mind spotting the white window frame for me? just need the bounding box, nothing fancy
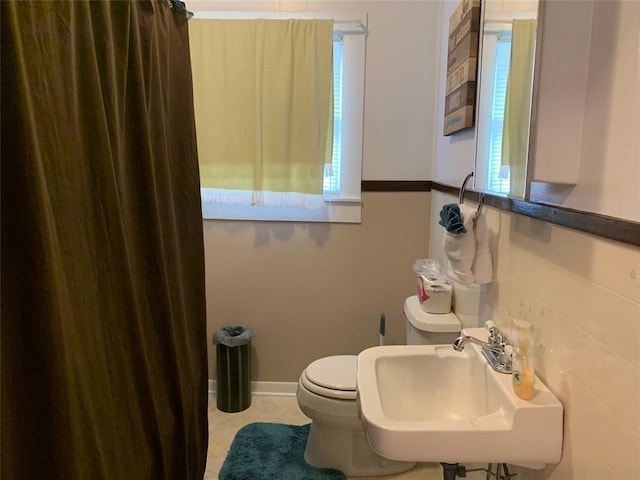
[193,11,367,223]
[475,24,512,196]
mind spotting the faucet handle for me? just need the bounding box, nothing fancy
[484,321,501,344]
[503,344,513,359]
[501,344,514,369]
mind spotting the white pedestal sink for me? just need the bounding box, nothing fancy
[356,327,563,469]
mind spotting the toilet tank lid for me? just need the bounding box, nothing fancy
[404,296,461,333]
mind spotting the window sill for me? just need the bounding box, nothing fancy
[201,198,362,223]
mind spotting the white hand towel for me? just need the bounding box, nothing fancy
[443,204,477,285]
[472,211,493,284]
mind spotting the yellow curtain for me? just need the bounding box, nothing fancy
[189,19,334,208]
[502,19,536,197]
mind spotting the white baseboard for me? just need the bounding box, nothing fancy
[208,379,298,396]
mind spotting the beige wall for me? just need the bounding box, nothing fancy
[203,191,430,382]
[430,190,640,480]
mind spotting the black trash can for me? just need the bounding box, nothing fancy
[213,326,255,412]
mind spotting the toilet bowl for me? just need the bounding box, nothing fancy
[296,355,415,476]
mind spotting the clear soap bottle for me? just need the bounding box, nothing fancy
[512,319,535,400]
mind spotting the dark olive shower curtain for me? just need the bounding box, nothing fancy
[1,2,208,479]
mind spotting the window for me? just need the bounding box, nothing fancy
[487,35,512,195]
[192,12,367,223]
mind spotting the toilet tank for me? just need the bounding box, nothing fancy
[404,296,461,345]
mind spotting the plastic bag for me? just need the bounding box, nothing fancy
[213,326,255,347]
[411,259,452,305]
[412,259,440,279]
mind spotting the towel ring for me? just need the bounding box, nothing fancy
[459,172,474,204]
[458,171,484,216]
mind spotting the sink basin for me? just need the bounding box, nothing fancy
[357,327,563,469]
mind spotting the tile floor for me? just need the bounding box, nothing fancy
[204,393,490,480]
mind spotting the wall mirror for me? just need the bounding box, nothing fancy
[473,0,541,200]
[472,0,639,225]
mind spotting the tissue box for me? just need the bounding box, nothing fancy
[417,276,453,314]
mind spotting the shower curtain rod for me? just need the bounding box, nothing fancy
[192,12,368,35]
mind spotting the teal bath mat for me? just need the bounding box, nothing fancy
[219,422,347,480]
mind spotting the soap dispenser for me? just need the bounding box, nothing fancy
[512,319,535,400]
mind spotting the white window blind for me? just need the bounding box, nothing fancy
[487,36,512,195]
[323,39,343,197]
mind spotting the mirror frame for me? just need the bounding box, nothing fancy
[472,0,545,200]
[523,0,545,201]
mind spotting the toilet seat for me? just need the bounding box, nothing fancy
[301,355,357,401]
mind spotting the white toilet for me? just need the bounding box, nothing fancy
[296,355,413,476]
[296,293,481,476]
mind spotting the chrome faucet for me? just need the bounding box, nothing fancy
[453,322,513,374]
[453,334,503,352]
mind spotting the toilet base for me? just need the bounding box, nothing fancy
[304,420,416,477]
